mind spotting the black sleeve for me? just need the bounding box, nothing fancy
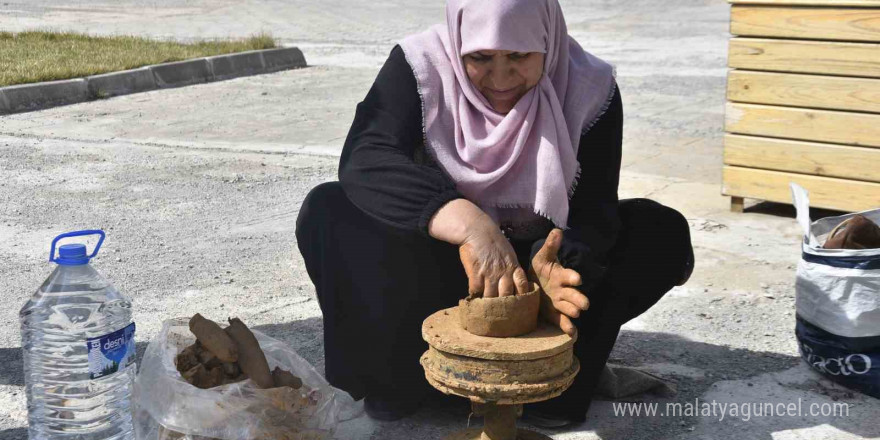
[338,45,463,236]
[566,84,623,259]
[531,84,623,286]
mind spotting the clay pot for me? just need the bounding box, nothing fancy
[458,283,541,337]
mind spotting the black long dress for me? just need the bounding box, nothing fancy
[295,45,694,421]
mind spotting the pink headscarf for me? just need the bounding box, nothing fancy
[399,0,616,229]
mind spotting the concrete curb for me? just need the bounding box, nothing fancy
[2,79,90,114]
[88,67,157,98]
[0,87,10,114]
[0,47,306,116]
[210,51,265,80]
[152,59,213,88]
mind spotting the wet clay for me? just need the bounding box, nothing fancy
[458,283,540,337]
[824,214,880,249]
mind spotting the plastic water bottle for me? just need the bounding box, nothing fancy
[19,230,136,439]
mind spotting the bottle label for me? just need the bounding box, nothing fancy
[87,323,136,380]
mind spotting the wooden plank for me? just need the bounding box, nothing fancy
[728,38,880,78]
[725,102,880,147]
[729,0,880,7]
[722,166,880,212]
[731,6,880,42]
[727,70,880,113]
[723,134,880,182]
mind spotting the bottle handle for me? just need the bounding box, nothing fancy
[49,230,106,263]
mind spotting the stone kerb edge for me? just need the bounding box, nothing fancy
[208,50,266,80]
[0,46,307,116]
[1,79,90,114]
[0,88,10,114]
[150,58,213,88]
[87,67,157,99]
[262,47,307,73]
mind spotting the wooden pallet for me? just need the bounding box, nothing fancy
[724,0,880,212]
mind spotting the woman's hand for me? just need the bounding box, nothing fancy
[459,222,530,298]
[428,198,528,298]
[530,228,589,335]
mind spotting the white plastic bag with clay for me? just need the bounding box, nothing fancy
[134,317,362,440]
[790,183,880,398]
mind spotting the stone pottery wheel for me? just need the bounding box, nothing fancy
[421,291,579,440]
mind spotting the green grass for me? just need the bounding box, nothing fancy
[0,31,277,87]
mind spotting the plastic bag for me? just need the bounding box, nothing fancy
[134,317,362,440]
[790,183,880,398]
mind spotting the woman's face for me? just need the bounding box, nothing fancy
[463,50,545,114]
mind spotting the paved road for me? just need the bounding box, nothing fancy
[1,0,728,183]
[2,1,878,439]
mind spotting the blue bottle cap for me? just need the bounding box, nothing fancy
[56,244,90,265]
[49,230,106,266]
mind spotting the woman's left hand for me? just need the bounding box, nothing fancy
[529,228,590,336]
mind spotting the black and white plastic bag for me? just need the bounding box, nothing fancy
[791,183,880,398]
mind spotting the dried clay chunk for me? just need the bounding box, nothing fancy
[201,366,225,389]
[197,348,222,369]
[175,343,201,372]
[824,214,880,250]
[272,367,303,389]
[182,364,204,382]
[221,373,248,386]
[189,314,239,363]
[182,364,208,387]
[225,317,274,389]
[221,362,240,377]
[182,363,225,389]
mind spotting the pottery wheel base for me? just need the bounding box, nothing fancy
[423,307,578,440]
[443,428,552,440]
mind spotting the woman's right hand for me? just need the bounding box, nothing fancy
[428,198,528,298]
[459,222,530,298]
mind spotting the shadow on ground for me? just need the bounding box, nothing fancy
[253,317,326,371]
[611,329,800,382]
[3,317,875,440]
[0,348,22,386]
[746,201,847,222]
[0,428,26,440]
[585,329,880,440]
[251,317,876,440]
